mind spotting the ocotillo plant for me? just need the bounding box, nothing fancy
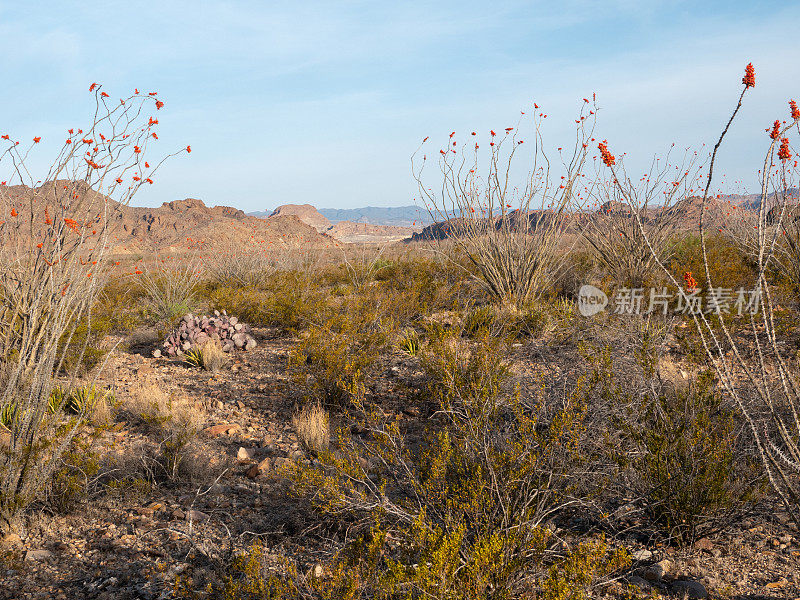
[599,63,800,524]
[0,84,189,534]
[412,100,597,309]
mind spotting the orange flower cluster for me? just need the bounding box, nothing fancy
[778,138,792,161]
[598,140,615,166]
[64,218,79,232]
[742,63,755,88]
[683,271,697,292]
[791,100,800,121]
[769,120,781,140]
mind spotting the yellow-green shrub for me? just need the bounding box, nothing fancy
[279,331,606,599]
[210,271,328,331]
[289,300,391,406]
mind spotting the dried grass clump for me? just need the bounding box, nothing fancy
[199,340,227,372]
[115,380,214,483]
[184,340,228,372]
[292,402,329,454]
[118,381,204,433]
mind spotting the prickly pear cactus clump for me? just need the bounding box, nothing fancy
[156,310,257,358]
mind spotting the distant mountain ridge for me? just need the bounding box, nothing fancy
[249,205,433,227]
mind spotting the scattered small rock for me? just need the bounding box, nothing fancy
[645,559,672,582]
[246,457,272,479]
[694,538,714,552]
[24,549,53,562]
[631,549,652,561]
[203,423,241,437]
[237,447,255,462]
[672,579,707,599]
[186,510,210,522]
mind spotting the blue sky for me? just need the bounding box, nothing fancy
[1,1,797,210]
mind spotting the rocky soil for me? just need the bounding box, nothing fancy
[2,328,799,599]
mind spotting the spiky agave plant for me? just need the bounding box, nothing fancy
[64,385,111,416]
[0,402,17,431]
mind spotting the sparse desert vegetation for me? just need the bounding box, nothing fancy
[1,62,800,600]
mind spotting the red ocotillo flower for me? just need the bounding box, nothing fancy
[742,63,755,88]
[598,141,615,167]
[683,271,697,292]
[155,100,164,110]
[64,218,78,232]
[778,138,792,161]
[790,100,800,121]
[186,145,191,153]
[33,137,41,143]
[10,208,18,217]
[769,120,781,140]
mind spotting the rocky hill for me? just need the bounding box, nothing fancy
[260,204,420,244]
[267,204,331,233]
[0,182,337,255]
[249,205,434,227]
[409,196,741,243]
[117,198,334,254]
[327,221,417,244]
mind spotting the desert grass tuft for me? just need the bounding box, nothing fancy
[292,402,330,454]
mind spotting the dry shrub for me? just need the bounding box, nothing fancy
[210,271,327,332]
[200,340,227,372]
[45,434,101,515]
[292,402,330,454]
[278,331,626,599]
[669,233,756,292]
[115,381,212,483]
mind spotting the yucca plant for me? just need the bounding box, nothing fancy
[64,385,111,416]
[0,403,17,431]
[182,347,204,369]
[48,387,67,415]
